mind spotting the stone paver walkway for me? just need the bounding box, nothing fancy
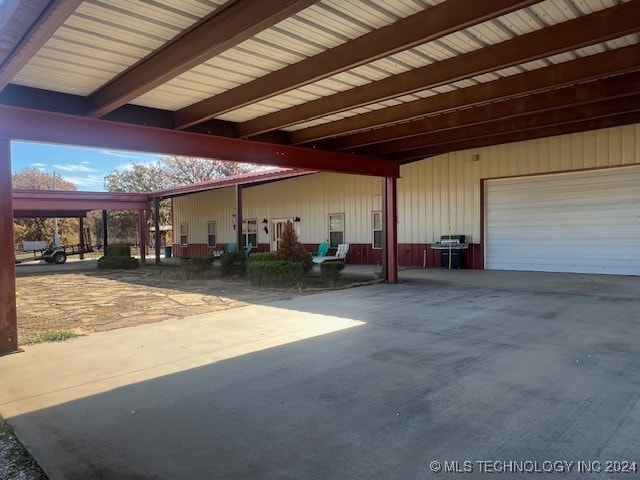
[15,266,307,344]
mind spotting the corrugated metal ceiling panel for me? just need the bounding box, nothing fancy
[282,34,638,132]
[134,0,436,109]
[12,0,229,96]
[218,1,631,125]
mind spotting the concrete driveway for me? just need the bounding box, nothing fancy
[1,271,639,479]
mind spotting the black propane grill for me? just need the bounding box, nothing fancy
[430,235,469,269]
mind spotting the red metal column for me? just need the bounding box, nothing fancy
[0,139,18,355]
[235,184,243,251]
[383,176,398,284]
[102,209,108,251]
[78,216,85,260]
[154,197,161,264]
[138,209,146,264]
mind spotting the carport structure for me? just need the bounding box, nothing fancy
[1,0,639,355]
[12,188,150,257]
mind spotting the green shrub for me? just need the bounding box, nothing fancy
[221,250,247,277]
[276,221,313,273]
[187,254,214,271]
[320,260,345,285]
[249,252,278,262]
[105,244,132,257]
[97,255,140,269]
[248,260,304,287]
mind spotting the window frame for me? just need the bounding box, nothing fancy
[242,218,258,247]
[372,211,382,249]
[179,222,188,247]
[328,213,344,248]
[207,221,216,248]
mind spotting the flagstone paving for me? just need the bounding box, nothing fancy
[15,265,308,344]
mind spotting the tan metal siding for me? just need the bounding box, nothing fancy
[398,123,640,244]
[174,123,639,249]
[173,173,382,246]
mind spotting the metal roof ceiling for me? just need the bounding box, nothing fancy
[1,0,639,174]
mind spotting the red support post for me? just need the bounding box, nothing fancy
[138,209,146,264]
[154,197,161,265]
[78,216,85,260]
[0,139,18,355]
[383,176,398,284]
[235,184,243,251]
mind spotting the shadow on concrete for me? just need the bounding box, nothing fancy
[6,282,640,480]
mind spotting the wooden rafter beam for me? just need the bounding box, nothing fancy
[290,43,640,145]
[175,0,539,130]
[0,106,398,177]
[236,1,640,137]
[385,95,640,161]
[0,0,82,91]
[346,71,640,154]
[395,111,640,162]
[86,0,318,118]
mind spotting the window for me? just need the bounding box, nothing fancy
[328,213,344,248]
[207,221,216,248]
[242,219,257,247]
[372,211,382,249]
[179,223,188,246]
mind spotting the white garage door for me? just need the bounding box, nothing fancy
[485,165,640,275]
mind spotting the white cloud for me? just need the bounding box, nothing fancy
[63,175,104,188]
[53,164,97,173]
[101,150,161,162]
[80,161,91,165]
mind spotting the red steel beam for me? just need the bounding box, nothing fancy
[0,106,399,177]
[14,210,88,218]
[395,111,640,162]
[177,0,539,130]
[236,1,640,137]
[0,0,82,91]
[87,0,317,118]
[0,138,18,355]
[290,43,640,145]
[388,103,640,161]
[12,189,150,212]
[354,72,640,154]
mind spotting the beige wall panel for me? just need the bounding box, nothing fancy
[174,173,382,246]
[398,123,640,244]
[174,124,639,249]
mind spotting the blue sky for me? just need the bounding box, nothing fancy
[11,141,163,191]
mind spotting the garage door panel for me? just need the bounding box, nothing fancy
[485,165,640,275]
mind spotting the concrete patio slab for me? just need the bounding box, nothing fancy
[1,272,639,479]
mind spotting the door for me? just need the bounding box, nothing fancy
[271,219,289,251]
[485,165,640,275]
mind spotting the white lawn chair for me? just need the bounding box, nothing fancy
[315,243,349,263]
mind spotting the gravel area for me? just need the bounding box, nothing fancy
[0,417,47,480]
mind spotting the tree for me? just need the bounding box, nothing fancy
[102,156,257,245]
[104,161,171,193]
[12,168,78,246]
[163,156,254,184]
[276,221,313,272]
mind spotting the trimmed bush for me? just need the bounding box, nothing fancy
[249,252,278,263]
[97,255,140,269]
[248,261,304,287]
[221,250,247,277]
[105,244,132,257]
[320,260,345,285]
[187,254,214,271]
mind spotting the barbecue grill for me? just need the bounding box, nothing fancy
[430,235,468,269]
